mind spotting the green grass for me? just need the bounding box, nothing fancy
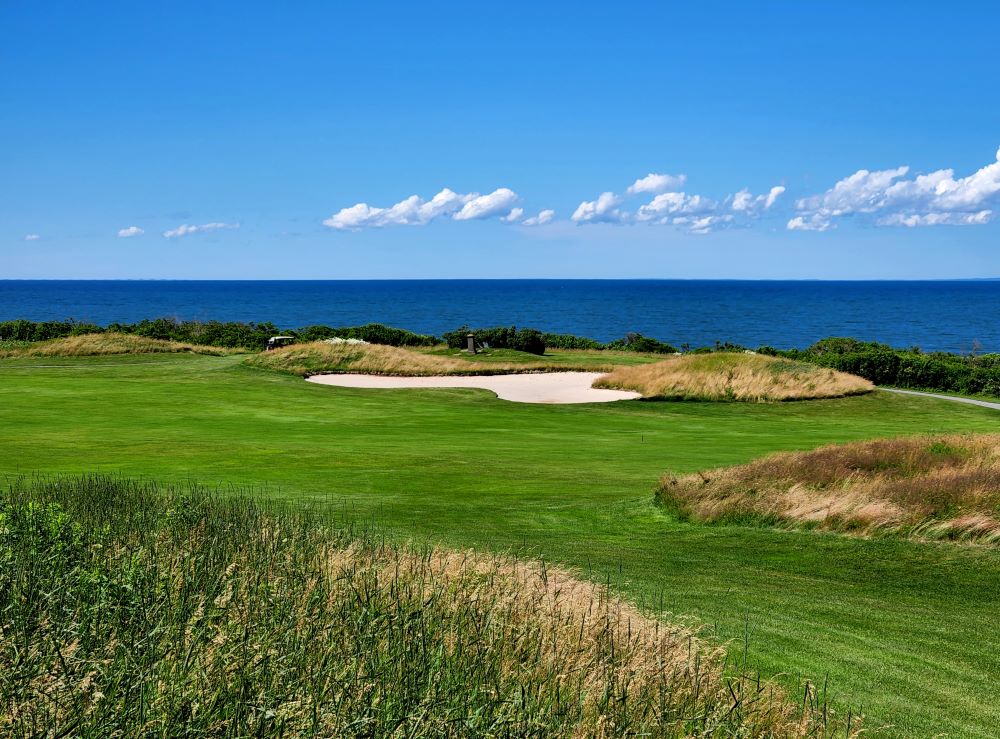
[7,477,831,737]
[2,353,1000,736]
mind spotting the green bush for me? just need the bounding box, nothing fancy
[541,332,603,350]
[296,323,438,347]
[443,326,547,355]
[605,333,678,354]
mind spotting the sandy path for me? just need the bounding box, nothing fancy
[883,388,1000,411]
[306,371,641,404]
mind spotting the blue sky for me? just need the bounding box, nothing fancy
[2,1,999,279]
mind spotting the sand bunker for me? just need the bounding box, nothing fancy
[306,371,640,404]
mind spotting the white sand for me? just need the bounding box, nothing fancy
[306,371,641,404]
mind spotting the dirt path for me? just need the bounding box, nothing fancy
[306,371,640,404]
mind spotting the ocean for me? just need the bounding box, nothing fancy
[1,279,997,353]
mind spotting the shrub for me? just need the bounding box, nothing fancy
[443,326,547,355]
[541,332,603,350]
[296,323,437,347]
[605,333,678,354]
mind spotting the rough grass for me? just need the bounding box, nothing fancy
[0,332,238,358]
[659,434,1000,542]
[594,353,874,402]
[246,340,618,376]
[0,476,856,738]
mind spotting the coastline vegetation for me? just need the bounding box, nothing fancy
[594,354,873,402]
[1,475,854,737]
[658,434,1000,542]
[4,319,1000,397]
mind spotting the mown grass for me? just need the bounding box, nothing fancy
[0,332,239,358]
[0,475,854,737]
[594,354,873,402]
[658,434,1000,542]
[2,353,1000,735]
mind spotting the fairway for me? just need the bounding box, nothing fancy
[3,353,1000,736]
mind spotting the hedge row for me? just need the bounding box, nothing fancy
[0,319,436,351]
[780,337,1000,397]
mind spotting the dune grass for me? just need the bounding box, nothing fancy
[1,475,853,738]
[3,353,1000,735]
[594,353,873,401]
[0,332,238,358]
[246,340,623,376]
[658,434,1000,542]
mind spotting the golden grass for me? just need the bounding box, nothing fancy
[322,544,856,737]
[594,352,873,401]
[658,434,1000,542]
[245,340,616,376]
[0,332,238,358]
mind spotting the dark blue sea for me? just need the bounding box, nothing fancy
[1,280,998,353]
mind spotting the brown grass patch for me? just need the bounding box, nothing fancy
[594,352,873,401]
[245,340,616,376]
[658,434,1000,542]
[0,332,238,357]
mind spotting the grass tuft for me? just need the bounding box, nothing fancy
[245,340,621,376]
[658,433,1000,542]
[0,332,240,357]
[594,353,873,402]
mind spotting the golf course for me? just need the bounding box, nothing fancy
[3,347,999,736]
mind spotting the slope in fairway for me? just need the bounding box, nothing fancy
[2,353,999,736]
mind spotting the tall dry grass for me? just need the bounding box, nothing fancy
[245,340,615,376]
[0,332,237,358]
[658,434,1000,542]
[594,353,873,402]
[0,476,859,737]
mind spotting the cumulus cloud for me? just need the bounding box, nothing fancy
[571,192,626,223]
[522,209,555,226]
[163,222,239,239]
[23,234,40,241]
[574,174,784,233]
[636,192,718,222]
[502,207,525,223]
[117,226,144,238]
[453,188,519,221]
[732,185,785,213]
[791,147,1000,229]
[626,172,686,195]
[324,187,521,230]
[786,214,833,232]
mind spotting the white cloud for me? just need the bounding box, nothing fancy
[786,214,833,232]
[732,185,785,213]
[876,210,993,227]
[163,222,239,239]
[626,172,686,195]
[792,147,1000,229]
[522,209,555,226]
[453,188,519,221]
[571,192,626,223]
[765,185,785,209]
[323,187,520,230]
[636,192,717,223]
[678,214,734,234]
[117,226,144,238]
[23,234,40,241]
[502,207,525,223]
